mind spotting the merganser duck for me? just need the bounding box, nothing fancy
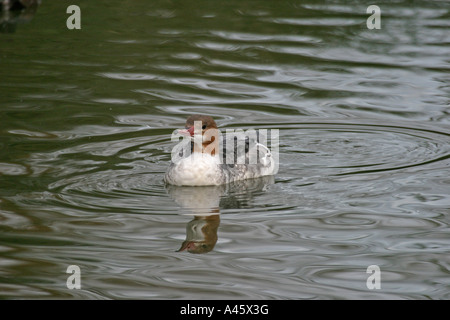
[164,115,277,186]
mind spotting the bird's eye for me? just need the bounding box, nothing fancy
[202,124,207,130]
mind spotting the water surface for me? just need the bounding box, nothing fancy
[0,0,449,299]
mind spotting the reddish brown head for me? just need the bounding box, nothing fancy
[178,115,219,155]
[184,115,218,136]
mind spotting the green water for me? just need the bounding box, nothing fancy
[0,0,449,299]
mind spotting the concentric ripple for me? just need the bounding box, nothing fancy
[280,121,450,177]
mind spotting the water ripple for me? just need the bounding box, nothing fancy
[1,0,449,300]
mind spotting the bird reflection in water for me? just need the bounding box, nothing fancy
[177,214,220,254]
[165,176,274,254]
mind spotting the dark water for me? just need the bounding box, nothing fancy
[0,0,449,299]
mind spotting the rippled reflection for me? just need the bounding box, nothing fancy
[176,215,220,254]
[166,176,274,254]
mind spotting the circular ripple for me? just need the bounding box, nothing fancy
[36,119,449,217]
[280,120,450,177]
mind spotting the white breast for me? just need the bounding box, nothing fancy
[164,153,224,186]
